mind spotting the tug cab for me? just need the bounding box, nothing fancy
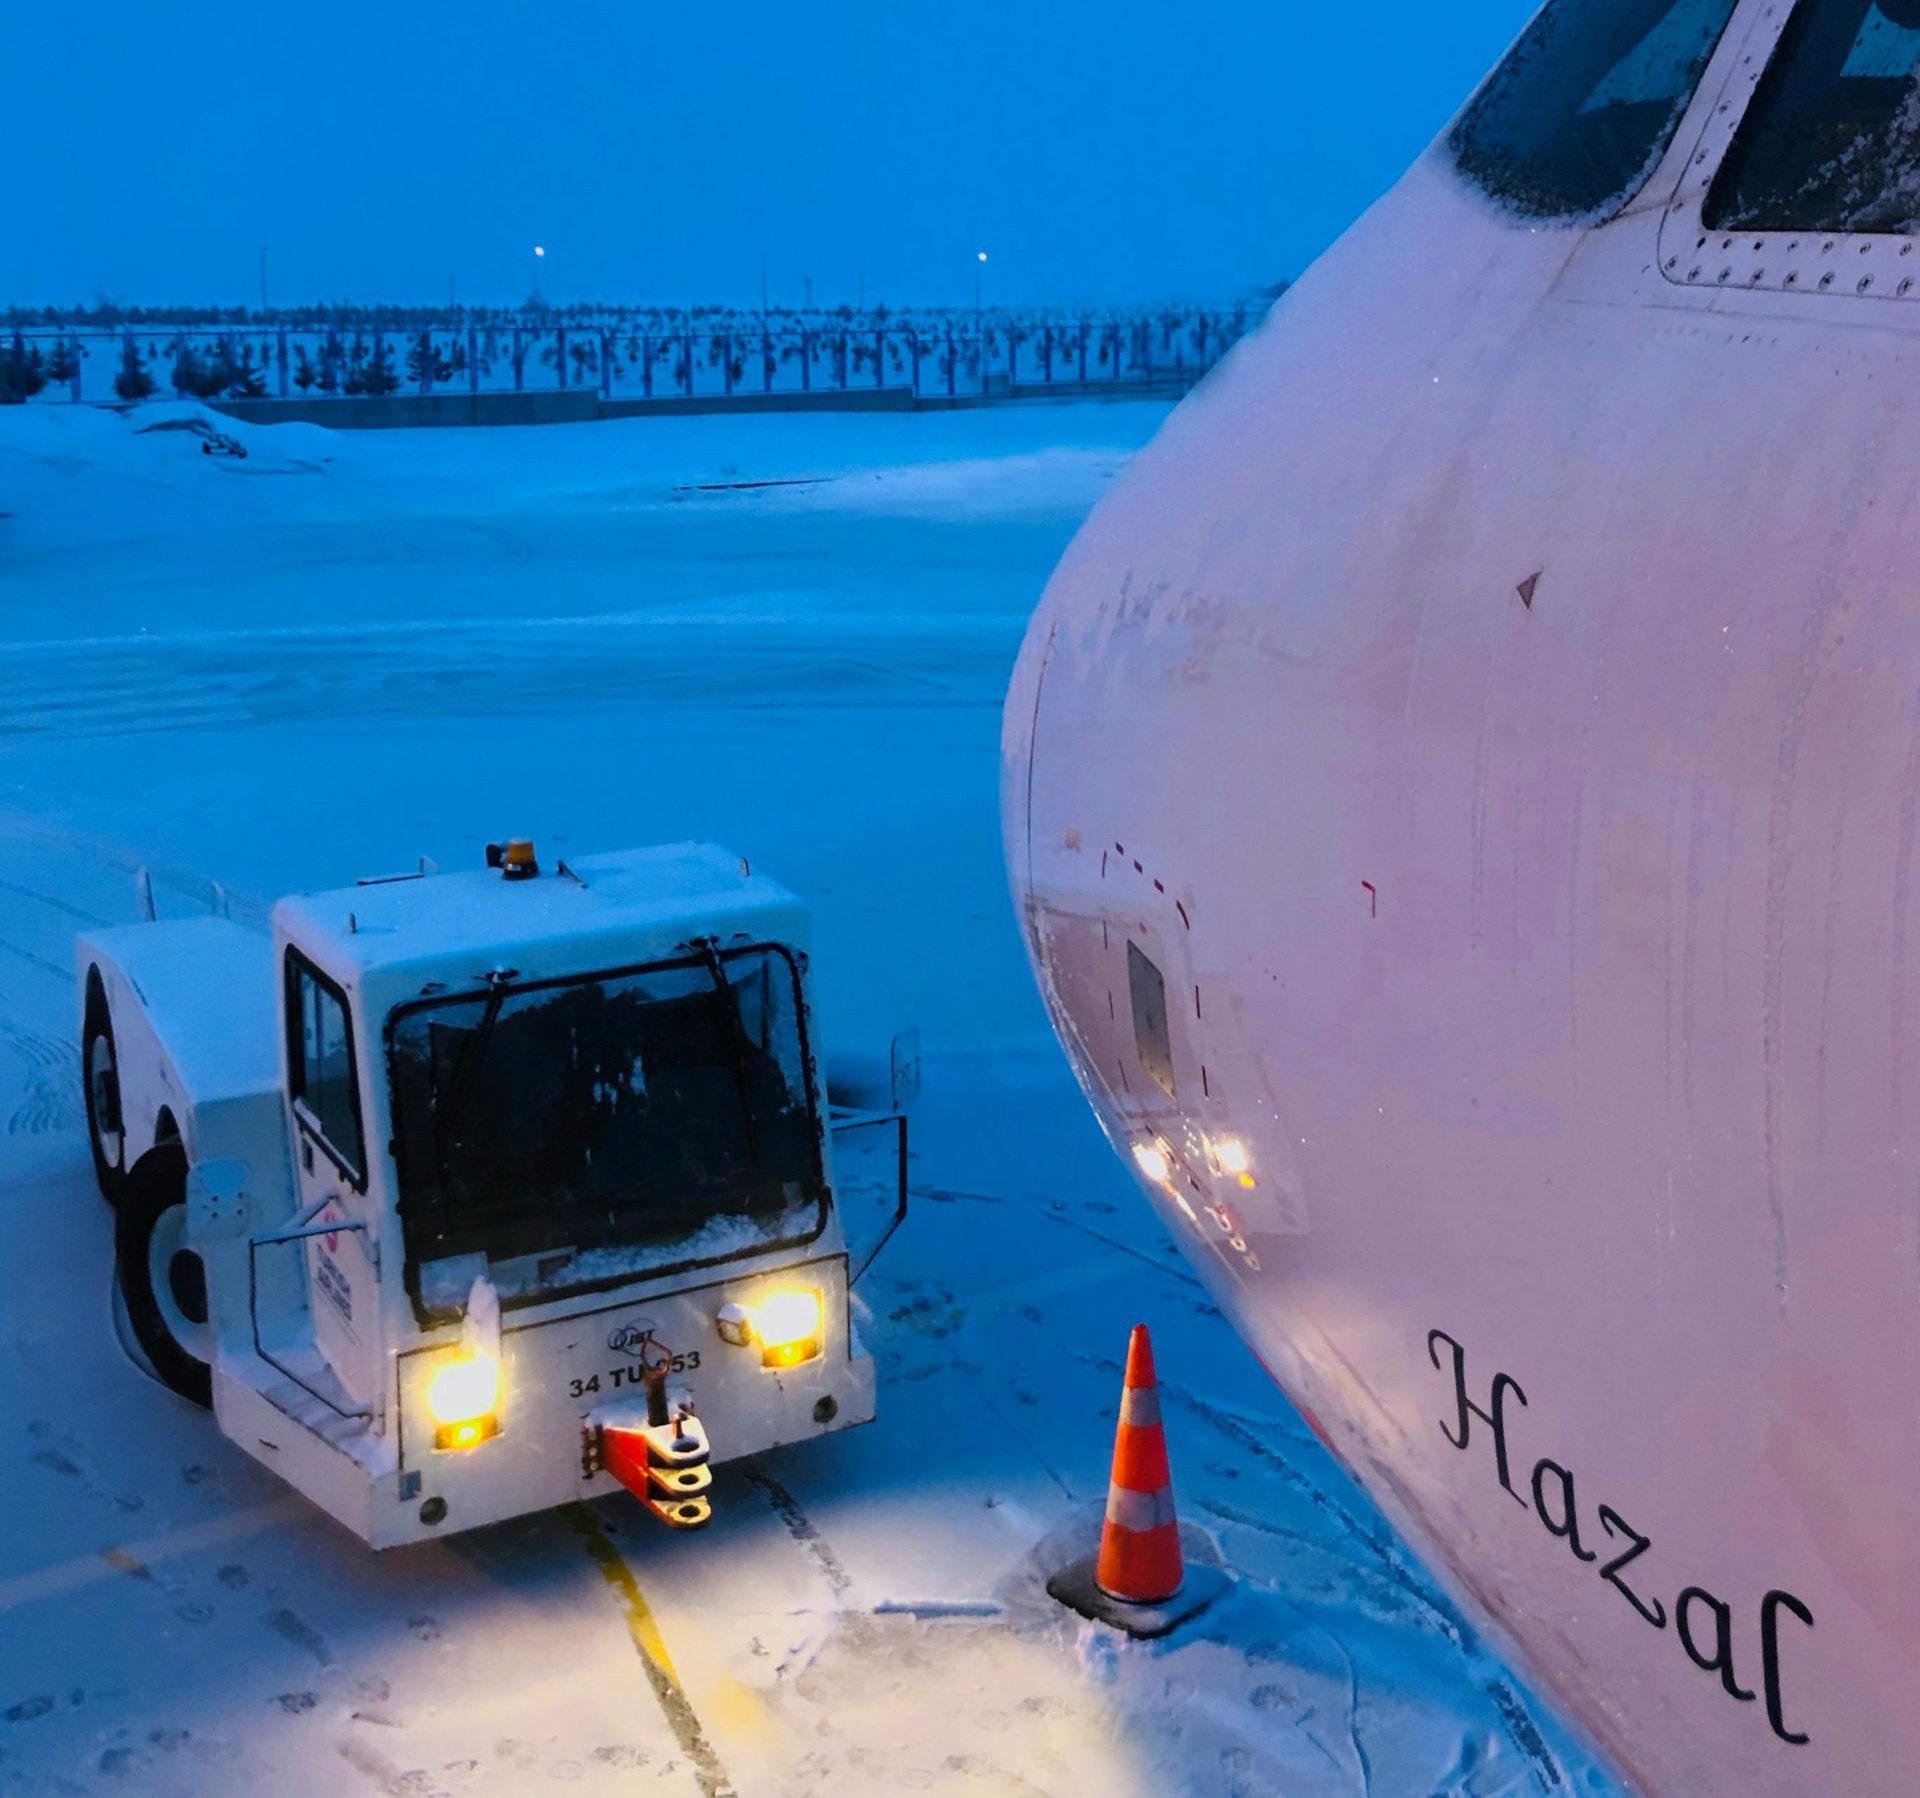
[77,842,906,1547]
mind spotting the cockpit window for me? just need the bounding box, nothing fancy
[1450,0,1740,218]
[1706,0,1920,232]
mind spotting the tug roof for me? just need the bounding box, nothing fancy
[274,842,806,989]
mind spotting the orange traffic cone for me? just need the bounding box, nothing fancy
[1046,1323,1230,1637]
[1096,1324,1183,1603]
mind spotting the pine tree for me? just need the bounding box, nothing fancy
[406,329,438,394]
[113,336,156,401]
[224,338,267,398]
[170,340,205,397]
[362,332,399,396]
[292,344,317,391]
[196,339,238,398]
[0,332,47,403]
[44,339,78,389]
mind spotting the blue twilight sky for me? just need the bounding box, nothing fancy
[3,1,1534,311]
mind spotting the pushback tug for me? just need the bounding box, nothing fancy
[78,840,907,1546]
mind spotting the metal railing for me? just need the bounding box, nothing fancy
[829,1106,909,1285]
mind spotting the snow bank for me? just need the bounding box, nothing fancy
[0,398,1172,561]
[0,399,339,553]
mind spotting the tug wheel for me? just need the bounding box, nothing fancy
[117,1144,213,1408]
[82,972,126,1207]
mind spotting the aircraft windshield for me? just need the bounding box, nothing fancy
[388,945,825,1312]
[1450,0,1739,218]
[1708,0,1920,232]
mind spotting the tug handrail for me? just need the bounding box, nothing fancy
[248,1203,376,1423]
[829,1107,909,1285]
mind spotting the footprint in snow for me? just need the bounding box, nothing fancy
[268,1607,334,1666]
[26,1422,144,1512]
[1018,1695,1074,1719]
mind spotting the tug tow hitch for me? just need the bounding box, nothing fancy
[587,1365,713,1530]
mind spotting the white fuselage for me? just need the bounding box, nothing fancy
[1003,7,1919,1790]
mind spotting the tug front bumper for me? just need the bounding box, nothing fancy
[376,1252,874,1547]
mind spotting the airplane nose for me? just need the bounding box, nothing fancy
[1000,603,1055,952]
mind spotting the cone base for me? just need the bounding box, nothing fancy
[1046,1555,1231,1640]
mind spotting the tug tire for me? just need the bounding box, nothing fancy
[116,1144,213,1408]
[82,973,126,1207]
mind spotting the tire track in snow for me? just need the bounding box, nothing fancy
[0,1022,79,1138]
[0,876,108,930]
[0,938,71,985]
[0,620,1006,744]
[739,1461,855,1598]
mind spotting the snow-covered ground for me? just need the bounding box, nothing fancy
[0,402,1622,1797]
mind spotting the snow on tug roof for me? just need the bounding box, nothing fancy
[273,842,805,987]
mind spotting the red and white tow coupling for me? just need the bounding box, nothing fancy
[585,1363,713,1530]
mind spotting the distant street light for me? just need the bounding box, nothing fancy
[532,244,547,305]
[975,252,989,391]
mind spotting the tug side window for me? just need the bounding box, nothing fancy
[1706,0,1920,233]
[1127,941,1177,1101]
[287,954,366,1182]
[1449,0,1740,218]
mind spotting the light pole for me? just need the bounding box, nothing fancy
[532,244,546,306]
[975,251,988,390]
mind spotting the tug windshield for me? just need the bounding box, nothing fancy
[388,945,825,1312]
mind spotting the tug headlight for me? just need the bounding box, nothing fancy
[427,1351,502,1450]
[750,1288,824,1369]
